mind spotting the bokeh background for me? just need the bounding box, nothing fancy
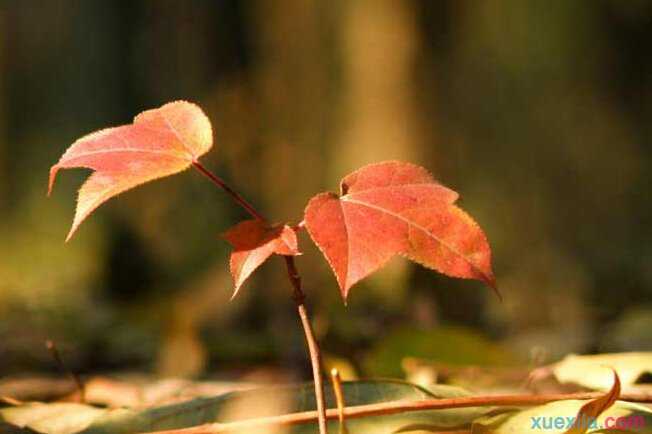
[1,0,651,382]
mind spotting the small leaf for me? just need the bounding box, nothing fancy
[304,161,495,300]
[49,101,213,241]
[222,219,300,298]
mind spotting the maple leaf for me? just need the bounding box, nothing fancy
[304,161,496,301]
[222,219,300,299]
[48,101,212,241]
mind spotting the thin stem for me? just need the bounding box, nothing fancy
[192,160,328,434]
[0,396,24,406]
[192,161,266,222]
[330,368,345,424]
[142,391,652,434]
[45,340,85,402]
[330,368,349,434]
[293,220,306,232]
[284,256,328,434]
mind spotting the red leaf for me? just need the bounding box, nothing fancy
[223,219,300,299]
[304,161,496,300]
[49,101,212,241]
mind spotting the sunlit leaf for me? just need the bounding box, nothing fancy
[222,219,300,298]
[304,161,495,300]
[554,353,652,391]
[49,101,212,241]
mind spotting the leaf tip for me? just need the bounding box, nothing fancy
[64,216,83,242]
[47,165,59,197]
[340,284,351,305]
[64,229,75,243]
[484,275,502,302]
[610,369,621,396]
[229,286,241,302]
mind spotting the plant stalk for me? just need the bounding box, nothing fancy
[284,255,328,434]
[192,161,266,222]
[192,160,328,434]
[45,340,85,402]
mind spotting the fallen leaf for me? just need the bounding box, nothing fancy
[222,219,300,298]
[0,403,105,434]
[0,377,78,403]
[304,161,496,300]
[472,399,652,434]
[49,101,212,241]
[553,353,652,391]
[471,375,648,434]
[562,371,620,434]
[0,381,488,434]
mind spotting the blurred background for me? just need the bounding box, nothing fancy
[0,0,651,383]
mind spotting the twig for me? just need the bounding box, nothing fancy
[331,368,348,434]
[330,369,345,424]
[45,340,85,403]
[140,391,652,434]
[284,256,329,434]
[0,396,23,406]
[192,161,266,222]
[192,160,328,434]
[293,220,306,232]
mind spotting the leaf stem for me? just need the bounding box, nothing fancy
[142,391,652,434]
[191,160,328,434]
[330,368,345,424]
[192,161,266,222]
[292,220,306,232]
[284,255,328,434]
[45,340,85,403]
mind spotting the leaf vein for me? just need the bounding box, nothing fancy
[342,197,486,280]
